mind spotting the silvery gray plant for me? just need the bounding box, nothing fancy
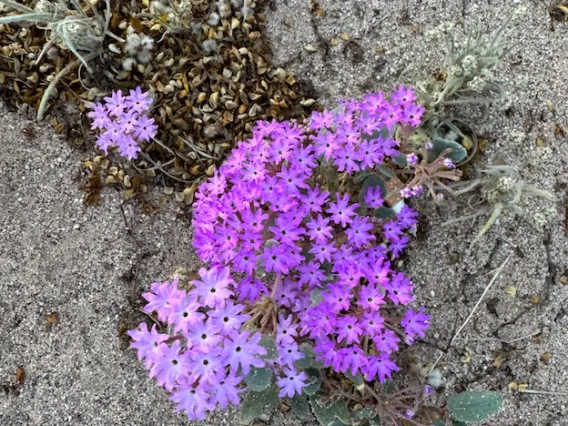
[0,0,124,119]
[418,6,527,125]
[404,6,528,168]
[0,0,116,72]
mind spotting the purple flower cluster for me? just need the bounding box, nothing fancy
[191,87,429,383]
[128,267,266,420]
[87,87,157,160]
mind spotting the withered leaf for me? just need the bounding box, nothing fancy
[540,352,552,365]
[504,286,517,297]
[460,347,472,364]
[15,367,25,385]
[494,353,507,369]
[47,312,59,324]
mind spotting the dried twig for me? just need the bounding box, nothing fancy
[430,255,511,372]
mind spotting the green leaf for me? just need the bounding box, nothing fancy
[432,420,445,426]
[428,138,467,163]
[310,399,350,426]
[352,408,380,425]
[392,153,408,167]
[375,164,395,179]
[453,421,468,426]
[241,385,280,424]
[374,207,396,219]
[354,170,373,184]
[345,371,364,386]
[310,288,324,306]
[295,343,324,369]
[447,391,503,423]
[303,368,323,396]
[244,366,273,392]
[382,380,396,394]
[359,174,387,207]
[259,335,277,361]
[291,395,310,419]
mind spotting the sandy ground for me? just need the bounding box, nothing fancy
[1,0,567,425]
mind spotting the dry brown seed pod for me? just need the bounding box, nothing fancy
[225,100,238,109]
[209,91,220,105]
[172,118,191,131]
[197,92,207,103]
[249,103,262,116]
[26,72,39,83]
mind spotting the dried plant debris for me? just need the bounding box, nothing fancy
[0,0,316,199]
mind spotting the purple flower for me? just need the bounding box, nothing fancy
[306,215,333,243]
[373,329,400,354]
[170,384,213,420]
[126,86,152,113]
[309,110,334,131]
[88,104,110,130]
[222,330,266,375]
[309,240,337,263]
[277,368,308,398]
[401,307,430,339]
[358,284,385,311]
[277,314,298,346]
[128,323,169,368]
[402,103,424,127]
[383,272,414,305]
[278,341,304,368]
[345,216,375,248]
[391,85,417,105]
[168,295,206,333]
[134,115,158,141]
[142,278,185,321]
[336,315,363,345]
[406,152,419,166]
[327,193,359,227]
[188,347,223,385]
[364,186,384,209]
[185,320,223,353]
[210,373,244,409]
[208,301,251,334]
[104,91,126,117]
[190,266,234,308]
[443,158,456,169]
[362,354,400,382]
[148,341,189,391]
